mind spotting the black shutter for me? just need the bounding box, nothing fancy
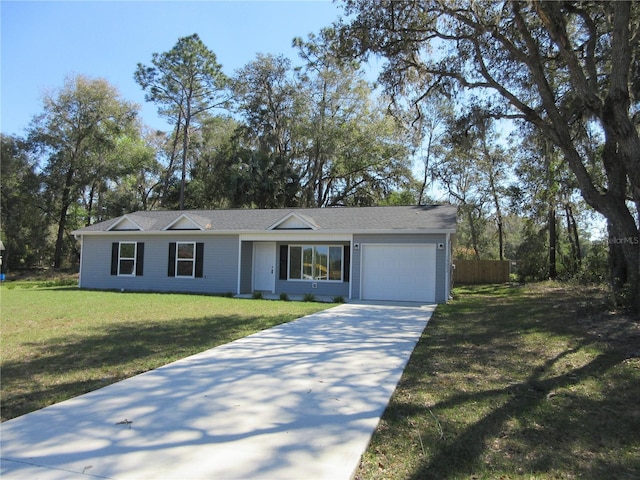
[168,243,176,277]
[279,245,288,280]
[136,242,145,276]
[111,243,119,275]
[343,245,350,282]
[195,243,204,278]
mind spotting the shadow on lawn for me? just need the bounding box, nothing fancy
[374,285,640,480]
[408,348,638,479]
[1,313,285,421]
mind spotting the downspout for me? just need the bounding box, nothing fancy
[348,235,353,300]
[76,234,83,288]
[236,237,242,296]
[446,232,452,300]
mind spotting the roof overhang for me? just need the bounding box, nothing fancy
[75,228,455,237]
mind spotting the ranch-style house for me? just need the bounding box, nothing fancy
[72,205,457,303]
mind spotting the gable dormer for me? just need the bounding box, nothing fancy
[164,213,204,231]
[108,215,143,231]
[268,212,318,230]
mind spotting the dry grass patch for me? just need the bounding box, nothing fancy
[356,282,640,480]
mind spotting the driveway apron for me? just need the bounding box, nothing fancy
[1,302,435,480]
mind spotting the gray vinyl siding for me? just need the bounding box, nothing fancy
[239,241,253,294]
[274,278,349,298]
[274,241,349,298]
[79,231,451,303]
[351,233,448,303]
[80,234,239,294]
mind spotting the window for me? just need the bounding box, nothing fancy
[118,242,136,275]
[288,245,342,281]
[329,246,342,280]
[289,246,302,279]
[168,242,204,278]
[176,242,196,277]
[111,242,144,276]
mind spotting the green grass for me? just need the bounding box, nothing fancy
[3,281,639,478]
[356,283,640,480]
[0,284,333,421]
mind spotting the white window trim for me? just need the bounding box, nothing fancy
[288,244,343,282]
[175,241,196,278]
[118,241,137,276]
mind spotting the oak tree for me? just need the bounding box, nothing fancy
[28,75,140,268]
[338,0,640,306]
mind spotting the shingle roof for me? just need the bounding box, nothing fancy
[73,205,457,234]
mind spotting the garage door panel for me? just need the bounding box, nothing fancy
[361,244,436,302]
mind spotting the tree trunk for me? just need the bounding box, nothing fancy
[179,112,191,210]
[497,218,504,261]
[86,180,98,227]
[489,175,504,261]
[54,167,75,269]
[548,205,557,279]
[467,207,481,260]
[162,113,182,207]
[608,221,627,289]
[419,130,433,205]
[564,202,581,273]
[607,217,640,310]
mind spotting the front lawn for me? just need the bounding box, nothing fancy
[1,283,333,421]
[356,283,640,480]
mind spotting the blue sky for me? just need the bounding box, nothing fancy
[1,0,346,136]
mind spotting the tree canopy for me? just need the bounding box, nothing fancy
[336,0,640,307]
[135,33,229,209]
[2,13,635,311]
[28,75,143,268]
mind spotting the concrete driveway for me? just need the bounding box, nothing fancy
[0,301,435,480]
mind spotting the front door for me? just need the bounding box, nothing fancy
[253,242,276,292]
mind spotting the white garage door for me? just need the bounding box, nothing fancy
[361,244,436,302]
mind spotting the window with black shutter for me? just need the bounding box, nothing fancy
[195,243,204,278]
[168,242,176,277]
[135,243,144,276]
[279,245,288,280]
[111,243,119,276]
[343,245,350,282]
[168,242,204,278]
[111,242,144,276]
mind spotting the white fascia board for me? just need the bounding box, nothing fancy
[350,229,456,235]
[246,228,455,237]
[240,232,351,242]
[77,228,454,237]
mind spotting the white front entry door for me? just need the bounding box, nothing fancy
[253,242,276,292]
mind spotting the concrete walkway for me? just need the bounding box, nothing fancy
[1,302,435,480]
